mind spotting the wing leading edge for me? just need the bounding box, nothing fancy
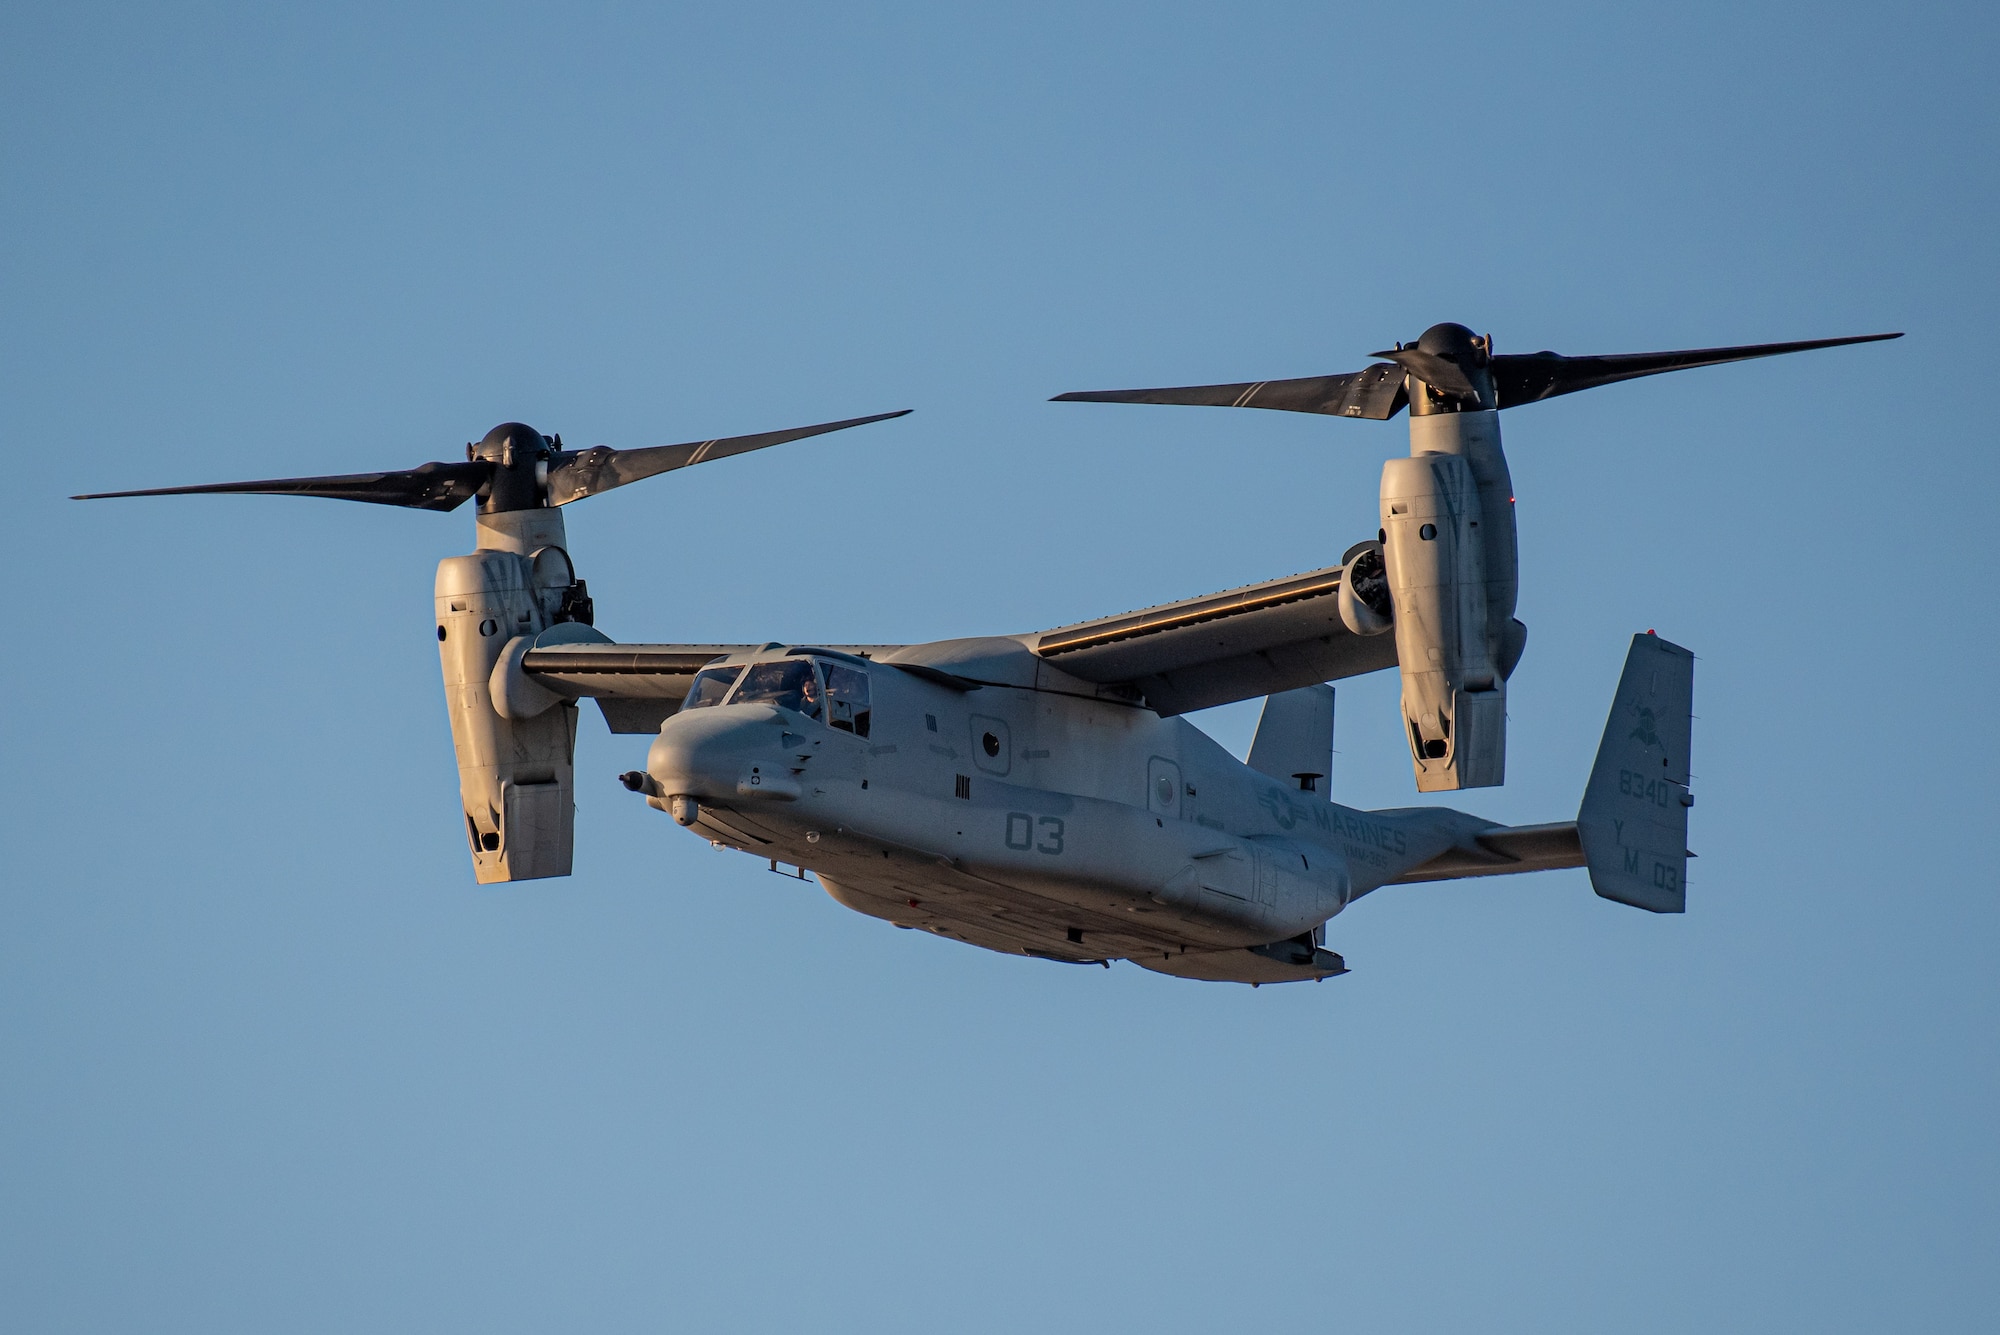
[1029,564,1399,715]
[523,564,1398,729]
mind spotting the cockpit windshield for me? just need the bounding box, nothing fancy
[732,659,824,720]
[679,665,743,711]
[680,655,870,734]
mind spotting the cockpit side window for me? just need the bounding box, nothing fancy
[680,665,744,711]
[822,663,871,738]
[732,659,823,720]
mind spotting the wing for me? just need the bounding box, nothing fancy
[521,642,905,732]
[1030,564,1399,715]
[520,643,745,732]
[523,561,1400,730]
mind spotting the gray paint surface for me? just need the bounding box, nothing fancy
[613,632,1684,984]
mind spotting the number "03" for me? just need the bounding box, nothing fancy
[1004,813,1065,855]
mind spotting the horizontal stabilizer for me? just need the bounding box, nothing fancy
[1387,821,1585,885]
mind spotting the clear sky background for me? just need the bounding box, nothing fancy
[3,2,1995,1331]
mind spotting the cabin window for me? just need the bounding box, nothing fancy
[733,659,824,721]
[680,665,744,712]
[823,663,871,738]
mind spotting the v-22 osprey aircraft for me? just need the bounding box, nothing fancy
[77,323,1898,984]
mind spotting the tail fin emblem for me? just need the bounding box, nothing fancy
[1627,702,1663,752]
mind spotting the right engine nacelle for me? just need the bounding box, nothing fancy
[1379,412,1526,792]
[436,509,592,883]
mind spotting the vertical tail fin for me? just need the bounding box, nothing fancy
[1577,632,1695,913]
[1247,685,1336,793]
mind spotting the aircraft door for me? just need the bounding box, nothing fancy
[1147,756,1183,819]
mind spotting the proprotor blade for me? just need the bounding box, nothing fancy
[1052,365,1407,420]
[1492,332,1903,407]
[1368,346,1482,402]
[544,408,912,506]
[72,459,493,511]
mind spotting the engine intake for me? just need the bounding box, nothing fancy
[1337,542,1393,636]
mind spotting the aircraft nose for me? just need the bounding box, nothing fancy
[647,705,803,802]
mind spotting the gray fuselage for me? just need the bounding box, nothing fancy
[643,637,1483,980]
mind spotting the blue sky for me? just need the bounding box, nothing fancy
[3,2,1995,1331]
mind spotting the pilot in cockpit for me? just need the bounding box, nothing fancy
[731,658,824,721]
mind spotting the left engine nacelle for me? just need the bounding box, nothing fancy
[1379,409,1527,792]
[435,511,586,882]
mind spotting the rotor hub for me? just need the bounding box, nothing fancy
[470,422,557,512]
[1405,323,1496,414]
[1414,322,1489,366]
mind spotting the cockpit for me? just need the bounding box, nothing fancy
[679,652,872,738]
